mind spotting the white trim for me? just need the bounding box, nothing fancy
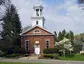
[20,25,53,35]
[34,44,40,55]
[25,40,29,51]
[21,34,54,36]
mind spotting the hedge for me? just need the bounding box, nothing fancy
[5,54,22,58]
[44,54,60,59]
[43,48,58,54]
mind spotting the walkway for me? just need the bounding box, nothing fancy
[0,58,84,64]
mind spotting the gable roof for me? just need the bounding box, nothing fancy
[20,25,54,35]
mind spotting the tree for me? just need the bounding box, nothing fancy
[0,0,11,22]
[69,31,74,46]
[55,38,73,56]
[10,5,22,46]
[74,33,84,53]
[0,0,10,5]
[1,4,22,53]
[57,30,74,55]
[65,33,70,39]
[54,31,58,42]
[58,31,63,41]
[0,0,5,5]
[62,29,66,38]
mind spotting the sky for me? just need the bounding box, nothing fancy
[10,0,84,34]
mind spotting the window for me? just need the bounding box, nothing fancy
[34,30,40,33]
[36,21,38,25]
[36,9,39,11]
[46,40,50,48]
[36,9,39,16]
[40,9,42,16]
[25,40,29,51]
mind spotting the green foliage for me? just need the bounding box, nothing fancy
[65,33,70,39]
[0,51,7,57]
[5,54,21,58]
[43,48,58,54]
[80,53,84,55]
[44,54,60,59]
[0,47,26,57]
[58,30,74,44]
[60,54,84,61]
[58,31,63,41]
[54,31,58,42]
[1,4,22,53]
[11,47,26,54]
[73,44,82,53]
[62,29,66,37]
[56,29,74,56]
[69,31,74,45]
[74,33,84,53]
[0,62,41,64]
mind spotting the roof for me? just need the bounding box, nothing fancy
[20,25,54,35]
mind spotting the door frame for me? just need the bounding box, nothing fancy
[34,44,40,55]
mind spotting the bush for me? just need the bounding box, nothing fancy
[80,51,84,55]
[5,54,21,58]
[44,54,60,59]
[0,51,7,57]
[9,46,26,54]
[43,48,58,54]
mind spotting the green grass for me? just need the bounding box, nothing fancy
[0,62,43,64]
[60,54,84,61]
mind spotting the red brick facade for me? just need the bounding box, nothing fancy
[21,26,55,54]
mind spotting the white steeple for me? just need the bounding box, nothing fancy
[31,1,45,27]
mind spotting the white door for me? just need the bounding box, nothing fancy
[35,45,40,55]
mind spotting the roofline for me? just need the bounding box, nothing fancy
[21,34,54,37]
[20,25,54,35]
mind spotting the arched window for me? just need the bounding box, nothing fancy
[35,30,40,32]
[36,21,38,25]
[46,40,50,48]
[25,40,29,51]
[36,9,39,16]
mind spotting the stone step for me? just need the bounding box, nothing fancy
[28,56,38,60]
[19,56,38,60]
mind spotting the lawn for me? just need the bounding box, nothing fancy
[60,54,84,61]
[0,62,43,64]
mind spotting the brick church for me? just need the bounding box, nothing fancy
[20,4,55,55]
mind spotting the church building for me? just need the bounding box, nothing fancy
[20,4,55,55]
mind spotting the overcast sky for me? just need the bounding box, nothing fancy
[11,0,84,34]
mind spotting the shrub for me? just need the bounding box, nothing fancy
[0,51,7,57]
[43,48,58,54]
[80,51,84,55]
[10,47,26,54]
[5,54,21,58]
[44,54,60,59]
